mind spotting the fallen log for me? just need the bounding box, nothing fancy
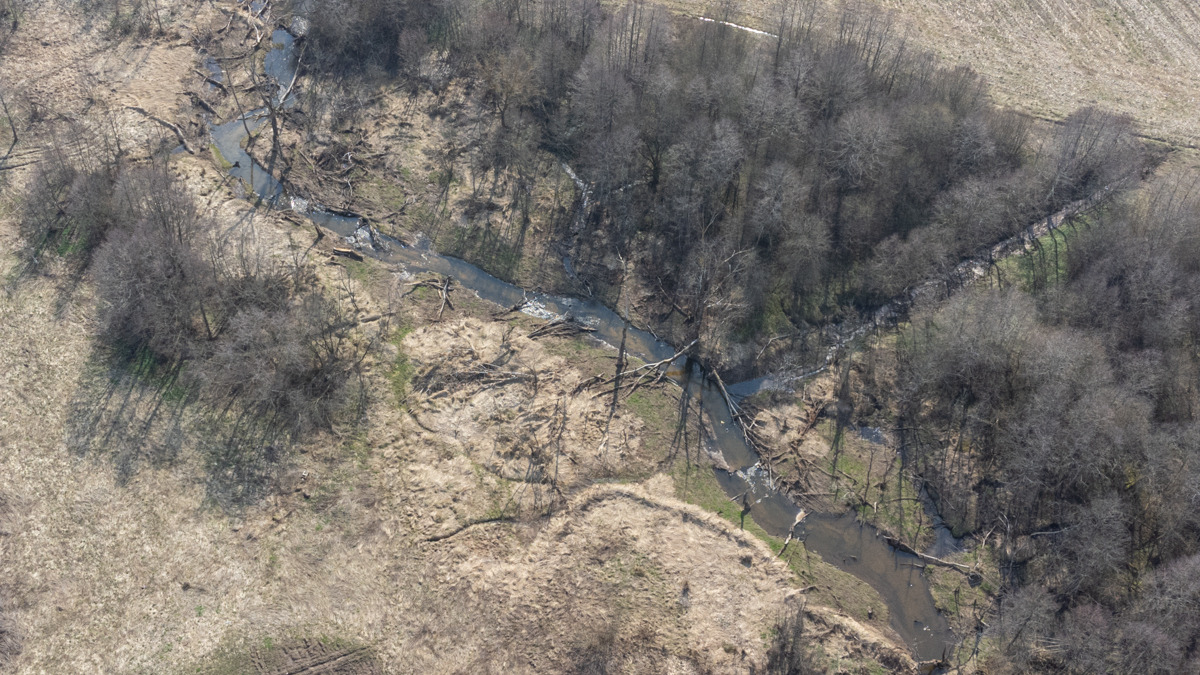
[126,106,195,154]
[191,94,218,116]
[712,370,740,417]
[884,536,977,575]
[331,247,364,262]
[492,296,530,319]
[193,68,228,92]
[526,317,596,340]
[595,339,697,387]
[777,509,809,557]
[917,658,949,675]
[436,276,452,320]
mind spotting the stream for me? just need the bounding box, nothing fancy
[203,27,956,662]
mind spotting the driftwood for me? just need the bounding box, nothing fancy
[331,247,364,262]
[126,106,195,154]
[404,276,454,319]
[712,370,740,417]
[193,68,228,92]
[585,338,697,400]
[917,658,949,675]
[596,339,697,387]
[526,317,595,340]
[797,396,824,439]
[436,276,452,320]
[885,536,977,577]
[277,40,305,104]
[492,295,531,319]
[777,509,809,557]
[191,94,218,115]
[571,374,604,395]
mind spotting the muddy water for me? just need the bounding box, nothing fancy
[204,31,956,662]
[717,464,952,659]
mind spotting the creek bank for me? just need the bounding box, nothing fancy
[203,26,958,663]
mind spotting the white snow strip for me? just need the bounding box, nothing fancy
[695,16,777,39]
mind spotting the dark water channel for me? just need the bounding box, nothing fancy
[204,30,956,663]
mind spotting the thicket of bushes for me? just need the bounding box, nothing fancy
[897,179,1200,672]
[21,128,371,443]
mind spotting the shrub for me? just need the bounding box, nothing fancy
[199,289,369,434]
[92,165,216,361]
[19,125,123,267]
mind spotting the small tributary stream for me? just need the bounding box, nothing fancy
[205,27,956,662]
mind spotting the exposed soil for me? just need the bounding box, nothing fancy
[247,640,381,675]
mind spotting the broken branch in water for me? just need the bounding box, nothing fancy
[595,339,698,387]
[778,509,809,557]
[584,338,697,400]
[526,317,595,340]
[193,68,228,92]
[491,293,530,319]
[884,535,979,576]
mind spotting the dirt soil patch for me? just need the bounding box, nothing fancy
[245,639,381,675]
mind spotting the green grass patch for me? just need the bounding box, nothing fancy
[671,462,891,627]
[542,335,626,381]
[996,220,1085,292]
[626,390,675,439]
[393,353,417,403]
[114,344,191,403]
[471,460,518,519]
[817,421,935,548]
[342,431,372,469]
[438,222,525,281]
[209,143,233,171]
[341,258,386,286]
[428,167,455,187]
[54,238,86,257]
[361,173,408,212]
[731,287,796,343]
[388,322,415,408]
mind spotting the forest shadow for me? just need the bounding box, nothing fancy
[66,344,192,483]
[65,344,290,511]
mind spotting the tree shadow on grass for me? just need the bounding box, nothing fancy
[65,344,193,483]
[194,408,293,512]
[64,343,292,511]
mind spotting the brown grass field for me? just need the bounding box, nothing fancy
[675,0,1200,149]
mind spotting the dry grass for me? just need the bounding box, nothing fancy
[0,3,930,673]
[879,0,1200,147]
[0,246,898,671]
[668,0,1200,148]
